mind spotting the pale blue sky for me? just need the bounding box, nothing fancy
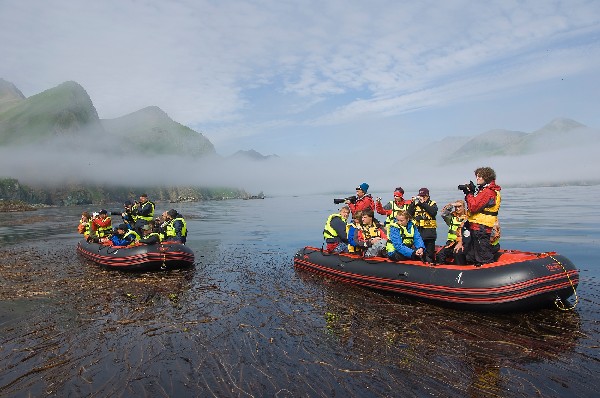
[2,0,600,157]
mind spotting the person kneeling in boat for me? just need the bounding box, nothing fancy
[162,209,188,244]
[356,209,387,258]
[110,224,140,246]
[137,222,162,245]
[386,211,425,261]
[323,205,350,253]
[436,200,468,264]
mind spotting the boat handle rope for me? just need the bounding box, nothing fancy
[548,254,579,311]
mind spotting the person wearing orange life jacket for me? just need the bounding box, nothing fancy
[460,166,501,266]
[407,188,438,263]
[355,209,387,258]
[323,206,350,253]
[375,186,411,226]
[78,211,92,238]
[347,182,375,216]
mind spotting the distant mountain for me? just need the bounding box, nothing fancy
[229,149,279,161]
[448,129,527,162]
[0,78,25,112]
[101,106,215,157]
[0,81,104,146]
[0,79,216,158]
[423,118,599,165]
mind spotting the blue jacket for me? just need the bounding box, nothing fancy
[388,221,425,258]
[110,231,137,246]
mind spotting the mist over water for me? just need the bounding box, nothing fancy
[1,139,600,197]
[1,185,599,396]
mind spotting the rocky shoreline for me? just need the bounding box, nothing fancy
[0,200,37,212]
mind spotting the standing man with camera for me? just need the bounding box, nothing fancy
[407,188,438,263]
[346,182,375,216]
[459,167,501,266]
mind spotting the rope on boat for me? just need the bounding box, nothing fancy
[549,254,579,311]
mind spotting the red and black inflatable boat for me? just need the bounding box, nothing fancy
[77,239,195,271]
[294,246,579,312]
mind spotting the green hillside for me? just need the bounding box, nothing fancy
[0,78,25,113]
[0,81,104,145]
[102,106,215,156]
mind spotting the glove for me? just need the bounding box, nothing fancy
[468,180,476,193]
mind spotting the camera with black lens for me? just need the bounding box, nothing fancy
[333,195,357,205]
[458,180,475,194]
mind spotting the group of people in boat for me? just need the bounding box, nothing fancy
[324,167,501,266]
[77,193,188,246]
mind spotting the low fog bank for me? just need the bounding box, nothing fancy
[1,143,598,196]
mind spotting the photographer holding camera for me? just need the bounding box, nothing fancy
[345,182,375,216]
[407,188,438,263]
[459,166,501,266]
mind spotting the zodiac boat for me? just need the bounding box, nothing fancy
[77,239,195,271]
[293,246,579,311]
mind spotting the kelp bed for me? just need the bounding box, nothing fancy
[0,242,596,397]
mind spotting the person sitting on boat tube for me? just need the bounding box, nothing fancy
[347,183,375,216]
[460,166,501,266]
[386,210,425,261]
[356,209,387,258]
[78,211,92,239]
[162,209,188,244]
[137,221,162,245]
[323,205,350,253]
[110,224,140,246]
[346,210,363,253]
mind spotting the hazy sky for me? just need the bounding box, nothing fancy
[2,0,600,158]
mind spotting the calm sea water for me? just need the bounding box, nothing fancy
[1,185,599,397]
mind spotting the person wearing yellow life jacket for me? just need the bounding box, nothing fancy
[162,209,188,244]
[407,187,438,263]
[110,224,140,246]
[91,209,113,239]
[437,200,469,264]
[137,222,162,245]
[132,193,155,233]
[460,166,502,265]
[323,206,350,253]
[386,211,425,261]
[375,186,411,226]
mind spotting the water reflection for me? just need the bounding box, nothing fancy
[1,186,599,396]
[295,269,583,396]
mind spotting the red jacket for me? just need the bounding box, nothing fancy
[91,216,112,231]
[375,198,411,216]
[466,181,501,230]
[349,194,375,214]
